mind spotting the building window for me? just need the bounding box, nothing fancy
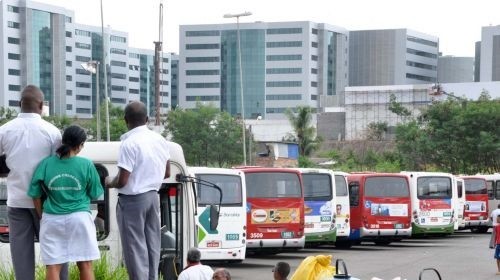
[110,48,127,55]
[186,69,220,76]
[406,60,437,70]
[185,44,220,50]
[266,68,302,74]
[76,82,91,88]
[66,75,72,81]
[8,53,20,60]
[66,31,72,38]
[160,91,169,96]
[8,21,20,29]
[66,90,73,96]
[8,69,21,76]
[407,36,438,47]
[8,37,20,44]
[162,58,169,63]
[185,96,220,101]
[75,42,91,49]
[266,94,302,100]
[266,108,288,114]
[311,68,318,74]
[76,68,90,75]
[161,69,169,74]
[266,54,302,61]
[406,48,437,59]
[66,46,72,52]
[66,104,73,110]
[266,81,302,87]
[111,98,126,104]
[128,77,139,82]
[266,28,302,35]
[129,53,140,59]
[76,95,91,101]
[110,60,126,67]
[112,73,127,79]
[75,29,91,37]
[186,83,220,88]
[186,57,219,63]
[311,95,317,100]
[406,73,436,82]
[129,65,139,71]
[65,16,72,23]
[8,85,21,91]
[75,55,91,62]
[311,42,318,48]
[7,5,19,13]
[185,30,220,37]
[312,28,318,35]
[266,41,302,48]
[160,80,169,85]
[311,55,318,61]
[311,81,318,87]
[110,35,127,43]
[76,108,91,114]
[111,85,126,91]
[129,89,139,94]
[8,100,19,106]
[66,61,73,67]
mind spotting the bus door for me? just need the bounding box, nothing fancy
[454,177,466,230]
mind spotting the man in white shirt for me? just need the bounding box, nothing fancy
[106,101,170,280]
[0,85,66,280]
[178,247,214,280]
[491,204,500,226]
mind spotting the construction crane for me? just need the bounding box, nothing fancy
[153,1,163,126]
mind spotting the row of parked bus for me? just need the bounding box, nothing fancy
[192,167,500,262]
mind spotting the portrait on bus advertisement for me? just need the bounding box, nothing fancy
[369,203,408,217]
[419,199,452,210]
[464,201,486,212]
[250,208,301,224]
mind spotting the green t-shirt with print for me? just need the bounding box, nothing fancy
[28,155,104,215]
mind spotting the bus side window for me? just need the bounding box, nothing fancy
[0,177,8,243]
[487,181,494,199]
[496,181,500,200]
[349,182,359,207]
[93,163,110,241]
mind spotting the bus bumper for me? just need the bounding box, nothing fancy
[465,220,489,227]
[246,236,305,250]
[305,229,337,244]
[411,222,454,235]
[360,227,412,238]
[200,247,246,261]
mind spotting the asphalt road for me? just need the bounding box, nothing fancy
[205,230,496,280]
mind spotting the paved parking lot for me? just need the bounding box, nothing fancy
[206,231,495,279]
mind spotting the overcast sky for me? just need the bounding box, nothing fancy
[40,0,499,57]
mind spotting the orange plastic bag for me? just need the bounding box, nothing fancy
[290,255,336,280]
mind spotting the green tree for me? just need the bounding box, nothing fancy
[165,103,245,167]
[365,121,388,140]
[285,106,321,157]
[0,107,17,126]
[82,103,128,141]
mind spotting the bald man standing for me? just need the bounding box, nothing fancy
[0,85,66,280]
[107,101,170,280]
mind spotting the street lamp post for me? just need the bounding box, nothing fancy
[223,11,252,165]
[81,60,101,141]
[100,0,110,141]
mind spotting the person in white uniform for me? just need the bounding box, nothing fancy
[0,85,68,280]
[178,247,214,280]
[106,101,170,280]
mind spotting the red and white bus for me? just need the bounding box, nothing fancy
[477,174,500,227]
[460,175,489,233]
[237,167,305,252]
[347,173,412,246]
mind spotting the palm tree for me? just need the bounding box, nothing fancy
[285,106,320,156]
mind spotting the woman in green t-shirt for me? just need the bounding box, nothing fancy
[28,125,103,280]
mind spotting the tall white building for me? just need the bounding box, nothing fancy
[437,55,474,83]
[349,29,439,86]
[478,25,500,82]
[0,0,173,118]
[179,21,349,120]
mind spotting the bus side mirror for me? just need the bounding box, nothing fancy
[209,204,219,231]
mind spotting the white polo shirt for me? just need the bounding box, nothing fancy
[117,125,170,195]
[0,113,61,208]
[491,208,500,226]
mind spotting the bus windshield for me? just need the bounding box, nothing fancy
[303,174,332,201]
[246,172,301,198]
[464,178,487,195]
[417,177,452,199]
[364,177,409,197]
[335,175,348,197]
[196,174,242,206]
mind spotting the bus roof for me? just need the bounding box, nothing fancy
[400,171,454,178]
[348,172,409,181]
[188,166,243,176]
[235,167,301,174]
[292,168,335,175]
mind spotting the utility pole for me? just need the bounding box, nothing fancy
[153,3,163,126]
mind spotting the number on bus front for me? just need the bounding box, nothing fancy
[249,233,264,239]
